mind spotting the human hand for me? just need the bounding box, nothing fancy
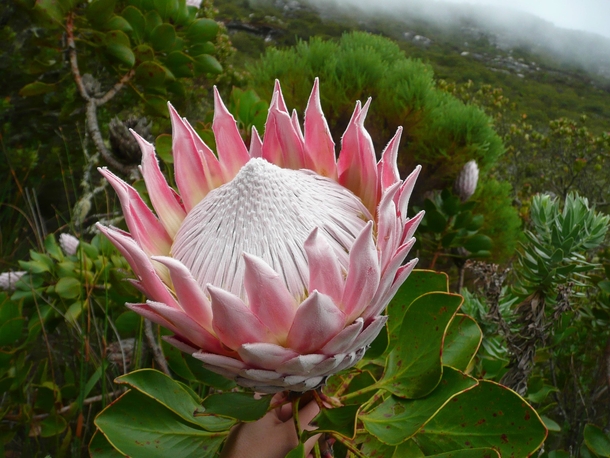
[219,392,321,458]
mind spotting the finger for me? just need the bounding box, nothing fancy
[277,401,294,422]
[303,433,322,456]
[298,400,321,431]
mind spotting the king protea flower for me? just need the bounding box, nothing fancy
[97,79,423,393]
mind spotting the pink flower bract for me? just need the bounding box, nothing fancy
[98,79,422,392]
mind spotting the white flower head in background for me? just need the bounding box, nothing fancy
[454,160,479,202]
[0,271,27,291]
[59,233,80,256]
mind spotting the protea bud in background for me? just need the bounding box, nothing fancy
[98,79,423,393]
[59,233,80,256]
[453,160,479,202]
[0,271,27,291]
[109,116,153,165]
[185,0,202,7]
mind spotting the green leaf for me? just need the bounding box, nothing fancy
[363,322,388,360]
[150,24,176,53]
[103,15,133,33]
[32,0,65,26]
[186,18,219,43]
[379,292,462,398]
[286,443,305,458]
[414,380,547,456]
[426,209,448,233]
[343,371,377,405]
[105,30,135,67]
[0,317,25,346]
[19,81,57,97]
[540,415,561,432]
[464,234,493,253]
[136,61,166,88]
[153,0,178,19]
[55,277,81,299]
[134,44,155,62]
[89,430,126,457]
[442,314,482,371]
[155,133,173,163]
[145,95,170,117]
[39,413,68,437]
[65,301,85,322]
[116,369,234,431]
[44,234,63,260]
[193,54,222,75]
[201,392,272,422]
[189,43,215,56]
[144,11,162,38]
[164,51,195,78]
[86,0,116,26]
[95,390,226,458]
[426,449,500,458]
[584,424,610,457]
[121,6,146,42]
[309,405,359,439]
[387,270,448,347]
[362,367,477,444]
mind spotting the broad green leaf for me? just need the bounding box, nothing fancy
[103,15,133,33]
[186,18,219,43]
[286,443,305,458]
[343,371,376,405]
[134,44,155,62]
[122,6,145,42]
[44,234,63,260]
[359,436,424,457]
[105,30,135,67]
[86,0,116,26]
[442,314,482,371]
[32,0,65,26]
[464,234,493,253]
[65,301,85,322]
[19,81,57,97]
[153,0,178,19]
[201,392,272,422]
[55,277,81,299]
[145,11,163,38]
[308,405,359,439]
[427,449,500,458]
[89,430,126,457]
[426,209,447,233]
[379,292,462,398]
[0,318,25,346]
[116,369,233,431]
[414,380,547,456]
[541,415,561,432]
[136,61,166,88]
[363,322,388,360]
[155,133,173,163]
[39,414,68,437]
[387,270,448,346]
[362,367,477,445]
[189,42,215,56]
[150,24,176,52]
[193,54,222,75]
[584,424,610,457]
[146,95,170,117]
[164,51,194,77]
[95,390,227,458]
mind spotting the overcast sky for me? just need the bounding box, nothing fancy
[441,0,610,38]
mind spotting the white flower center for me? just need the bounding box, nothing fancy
[171,158,370,299]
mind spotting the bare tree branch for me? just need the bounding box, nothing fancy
[66,13,135,176]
